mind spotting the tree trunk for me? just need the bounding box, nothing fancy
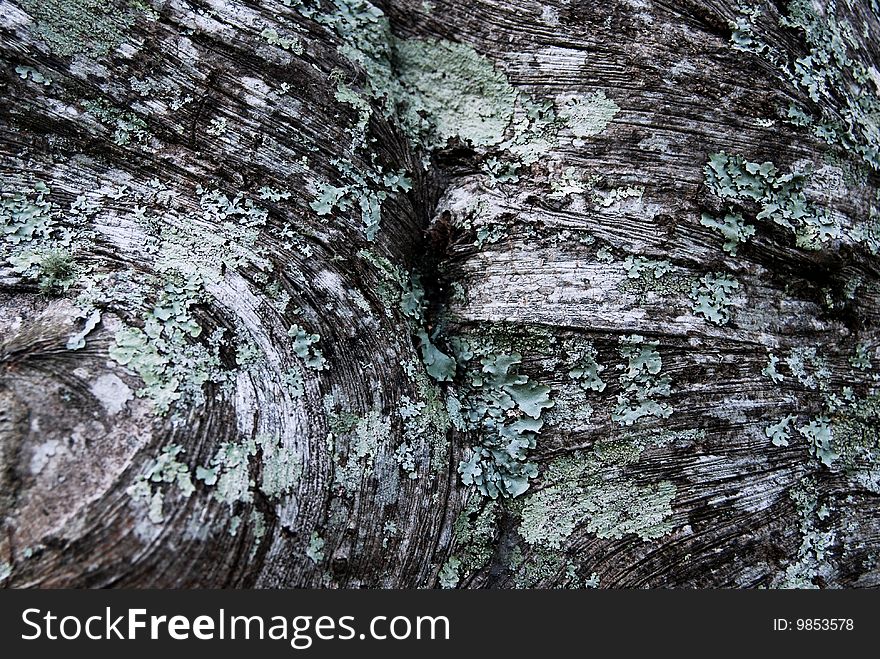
[1,0,879,588]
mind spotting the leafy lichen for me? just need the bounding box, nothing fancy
[611,334,672,425]
[690,272,739,326]
[454,338,554,499]
[700,152,847,251]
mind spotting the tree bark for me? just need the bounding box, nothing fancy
[1,0,879,588]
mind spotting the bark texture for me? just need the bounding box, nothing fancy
[1,0,879,588]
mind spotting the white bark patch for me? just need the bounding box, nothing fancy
[29,439,63,476]
[240,76,271,108]
[89,373,133,415]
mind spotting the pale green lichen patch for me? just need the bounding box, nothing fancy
[330,408,391,494]
[699,212,755,255]
[82,99,150,147]
[731,1,880,171]
[108,274,228,414]
[701,152,841,252]
[617,255,694,303]
[310,159,411,240]
[256,434,302,498]
[565,341,606,393]
[454,337,554,499]
[773,479,836,588]
[1,181,84,295]
[508,546,587,588]
[612,334,672,425]
[104,182,283,415]
[19,0,137,57]
[797,416,837,466]
[766,414,796,446]
[288,324,328,371]
[762,353,784,383]
[261,27,304,54]
[438,556,461,588]
[557,91,620,140]
[306,531,325,564]
[441,500,499,586]
[828,393,880,493]
[127,444,195,524]
[849,343,872,371]
[762,345,880,472]
[393,38,517,149]
[581,480,677,540]
[196,433,302,507]
[690,272,739,326]
[196,437,256,507]
[518,446,679,549]
[14,65,52,86]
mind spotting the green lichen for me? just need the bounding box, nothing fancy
[83,99,150,146]
[565,342,606,392]
[288,323,328,371]
[400,358,452,474]
[774,479,836,588]
[581,480,677,540]
[762,353,785,383]
[258,434,302,498]
[444,500,498,583]
[596,185,642,208]
[766,414,796,447]
[66,309,101,350]
[14,65,52,86]
[829,393,880,492]
[283,367,305,397]
[331,70,373,145]
[393,38,517,149]
[699,212,755,255]
[618,256,694,302]
[784,346,830,390]
[109,274,227,414]
[416,329,457,381]
[206,117,228,137]
[306,531,325,564]
[558,91,620,139]
[196,437,256,507]
[100,182,277,414]
[690,272,739,326]
[310,159,411,240]
[330,408,390,494]
[518,447,678,549]
[508,546,572,588]
[732,1,880,171]
[611,334,672,425]
[798,416,837,467]
[261,27,304,54]
[849,343,872,370]
[454,340,554,499]
[1,182,69,255]
[127,444,195,524]
[196,433,301,506]
[19,0,136,58]
[702,152,842,251]
[438,556,461,588]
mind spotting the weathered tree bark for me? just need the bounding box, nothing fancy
[1,0,878,588]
